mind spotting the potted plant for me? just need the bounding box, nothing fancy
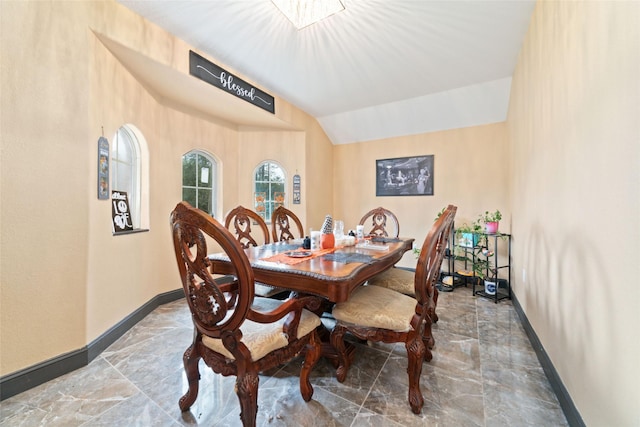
[477,248,499,294]
[479,210,502,234]
[455,220,483,249]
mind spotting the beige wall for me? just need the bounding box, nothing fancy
[0,0,331,375]
[1,1,91,371]
[333,123,510,268]
[2,1,639,424]
[507,1,639,425]
[237,129,307,228]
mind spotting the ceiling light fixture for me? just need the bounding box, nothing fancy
[271,0,345,29]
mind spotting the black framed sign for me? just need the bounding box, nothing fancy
[111,190,133,233]
[189,50,275,114]
[376,155,434,196]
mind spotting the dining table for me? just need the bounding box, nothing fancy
[208,236,415,303]
[208,236,415,365]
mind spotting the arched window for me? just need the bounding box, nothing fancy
[254,161,285,222]
[182,150,217,216]
[112,125,142,229]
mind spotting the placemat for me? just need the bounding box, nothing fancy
[259,243,302,252]
[260,247,337,265]
[371,237,403,243]
[321,253,375,264]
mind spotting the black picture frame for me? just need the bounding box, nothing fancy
[111,190,133,233]
[376,155,434,196]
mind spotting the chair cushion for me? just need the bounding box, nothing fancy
[254,283,287,298]
[332,285,416,332]
[202,297,321,361]
[212,273,286,298]
[367,268,415,296]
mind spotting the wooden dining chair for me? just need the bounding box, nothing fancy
[366,205,457,323]
[271,205,304,242]
[224,205,285,298]
[358,207,400,238]
[171,202,322,427]
[330,205,457,414]
[224,205,271,248]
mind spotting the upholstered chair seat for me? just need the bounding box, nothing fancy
[202,297,321,361]
[366,268,415,296]
[332,285,415,332]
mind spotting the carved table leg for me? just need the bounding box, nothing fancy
[179,342,202,411]
[300,330,321,401]
[330,324,354,383]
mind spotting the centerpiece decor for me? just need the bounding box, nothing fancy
[320,215,335,249]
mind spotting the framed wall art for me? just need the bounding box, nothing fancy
[111,190,133,233]
[97,136,109,199]
[292,174,301,204]
[376,155,434,196]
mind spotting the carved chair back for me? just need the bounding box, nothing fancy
[330,204,456,415]
[224,205,270,249]
[170,202,321,426]
[271,206,304,242]
[414,205,457,308]
[172,202,255,340]
[358,207,400,238]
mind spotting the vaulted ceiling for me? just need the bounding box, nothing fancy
[117,0,535,144]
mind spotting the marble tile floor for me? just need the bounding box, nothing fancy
[0,287,569,426]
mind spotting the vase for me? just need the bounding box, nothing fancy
[320,233,335,249]
[484,280,497,295]
[485,221,499,234]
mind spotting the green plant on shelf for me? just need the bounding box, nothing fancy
[452,220,505,281]
[479,209,502,224]
[453,245,496,280]
[455,220,484,247]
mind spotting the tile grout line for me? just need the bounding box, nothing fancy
[350,344,396,427]
[100,350,181,425]
[475,297,489,427]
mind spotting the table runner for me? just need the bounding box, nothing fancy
[260,247,337,265]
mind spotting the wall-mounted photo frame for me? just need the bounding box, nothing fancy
[292,174,301,204]
[97,136,109,200]
[376,155,434,196]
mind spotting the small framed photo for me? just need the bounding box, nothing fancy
[459,232,476,248]
[376,155,434,196]
[97,137,109,200]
